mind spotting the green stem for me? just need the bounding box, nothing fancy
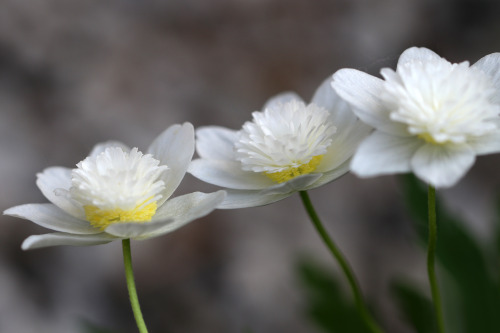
[299,191,384,333]
[122,239,149,333]
[427,186,445,333]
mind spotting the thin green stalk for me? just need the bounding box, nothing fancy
[299,191,384,333]
[122,239,149,333]
[427,186,445,333]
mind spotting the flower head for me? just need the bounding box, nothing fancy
[4,123,225,250]
[70,147,168,229]
[332,47,500,187]
[235,100,337,182]
[188,77,371,208]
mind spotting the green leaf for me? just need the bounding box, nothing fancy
[297,259,374,333]
[390,279,436,333]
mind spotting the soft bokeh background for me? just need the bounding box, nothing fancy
[2,1,500,332]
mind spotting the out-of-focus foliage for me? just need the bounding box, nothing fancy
[79,320,116,333]
[297,259,373,333]
[401,175,500,333]
[298,175,500,332]
[390,280,436,333]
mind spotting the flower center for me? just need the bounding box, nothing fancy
[381,59,499,145]
[264,155,324,183]
[234,100,336,183]
[70,147,168,230]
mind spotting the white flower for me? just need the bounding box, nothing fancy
[188,77,371,208]
[4,123,226,250]
[332,47,500,188]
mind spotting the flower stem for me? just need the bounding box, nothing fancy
[122,239,149,333]
[427,186,445,333]
[299,191,384,333]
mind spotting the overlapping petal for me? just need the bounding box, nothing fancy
[311,77,373,173]
[411,144,475,188]
[261,174,322,195]
[89,141,130,157]
[196,126,238,160]
[316,118,372,173]
[189,159,274,190]
[312,77,358,130]
[147,122,195,204]
[36,167,84,219]
[307,160,350,189]
[104,220,172,239]
[262,92,304,110]
[351,132,422,177]
[469,131,500,155]
[218,189,291,209]
[473,53,500,104]
[22,232,116,250]
[332,69,408,136]
[397,47,441,69]
[4,203,99,234]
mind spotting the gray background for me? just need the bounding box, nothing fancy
[2,0,500,332]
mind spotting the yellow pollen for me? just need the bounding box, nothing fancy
[84,200,158,230]
[265,155,323,183]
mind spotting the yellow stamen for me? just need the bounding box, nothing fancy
[265,155,323,183]
[84,200,158,230]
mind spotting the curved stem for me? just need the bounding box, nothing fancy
[427,186,445,333]
[122,239,149,333]
[299,191,384,333]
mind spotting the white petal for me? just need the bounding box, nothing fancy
[36,167,85,218]
[154,191,225,220]
[307,159,350,189]
[218,189,291,209]
[4,203,100,234]
[106,191,226,239]
[195,126,238,160]
[411,144,475,188]
[104,219,174,239]
[469,131,500,155]
[22,232,115,250]
[316,120,372,172]
[150,191,225,238]
[262,92,304,110]
[397,47,442,69]
[351,131,422,177]
[188,159,274,190]
[262,173,322,195]
[311,77,372,173]
[89,141,130,157]
[147,123,195,203]
[472,53,500,104]
[332,69,408,135]
[312,76,367,132]
[311,76,338,110]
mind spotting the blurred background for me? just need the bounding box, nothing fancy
[2,0,500,332]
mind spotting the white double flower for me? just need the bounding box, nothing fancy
[5,123,225,249]
[332,47,500,187]
[188,77,371,208]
